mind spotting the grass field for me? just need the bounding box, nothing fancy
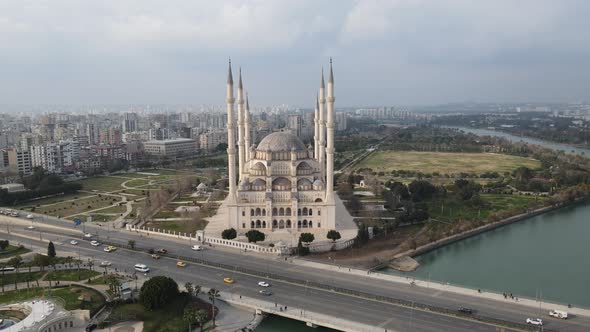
[0,245,31,259]
[74,176,129,192]
[428,193,545,223]
[0,271,45,287]
[45,269,100,281]
[356,151,541,174]
[35,195,121,217]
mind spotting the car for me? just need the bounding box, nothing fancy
[549,310,568,319]
[191,245,203,251]
[26,225,35,230]
[223,277,234,284]
[458,307,473,314]
[259,290,273,296]
[156,248,168,254]
[99,261,111,267]
[90,240,100,246]
[70,240,79,245]
[526,318,543,326]
[151,254,161,259]
[85,323,97,332]
[84,233,93,238]
[258,281,270,287]
[134,264,150,273]
[176,261,187,267]
[104,245,117,252]
[26,214,34,219]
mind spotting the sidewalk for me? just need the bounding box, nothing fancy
[292,258,590,318]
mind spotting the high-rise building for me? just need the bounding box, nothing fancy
[123,113,138,133]
[6,148,32,175]
[288,114,303,137]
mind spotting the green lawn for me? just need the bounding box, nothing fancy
[88,274,126,285]
[0,271,45,286]
[0,287,46,304]
[45,269,100,281]
[125,179,151,188]
[51,286,106,315]
[36,195,121,217]
[109,293,208,332]
[0,245,31,259]
[73,176,128,192]
[428,193,545,223]
[93,204,127,214]
[356,151,541,175]
[10,193,93,210]
[153,210,181,219]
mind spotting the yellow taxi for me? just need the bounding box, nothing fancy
[104,245,117,252]
[176,261,187,267]
[223,277,234,284]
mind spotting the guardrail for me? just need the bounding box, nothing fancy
[79,236,554,332]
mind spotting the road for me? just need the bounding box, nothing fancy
[2,214,589,332]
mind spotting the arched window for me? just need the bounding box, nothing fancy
[279,207,285,216]
[298,208,301,216]
[309,209,313,216]
[318,209,321,216]
[250,221,255,228]
[318,222,321,228]
[256,208,261,216]
[302,207,308,216]
[297,220,302,228]
[309,221,313,228]
[303,219,308,228]
[250,209,255,216]
[242,223,246,228]
[262,209,266,216]
[273,220,277,228]
[272,208,278,216]
[256,220,261,228]
[279,220,285,229]
[315,198,323,202]
[242,210,245,216]
[286,220,292,228]
[286,207,291,216]
[263,221,266,228]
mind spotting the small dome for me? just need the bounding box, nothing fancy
[197,183,207,189]
[313,179,324,186]
[257,132,306,152]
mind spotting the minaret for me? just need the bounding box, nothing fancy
[237,68,245,179]
[314,94,319,160]
[226,59,237,203]
[245,94,252,162]
[318,69,326,179]
[325,58,335,203]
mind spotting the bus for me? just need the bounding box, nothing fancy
[134,264,150,273]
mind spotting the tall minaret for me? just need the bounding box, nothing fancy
[314,95,319,160]
[318,69,326,179]
[245,94,252,162]
[226,59,237,203]
[325,58,335,203]
[237,68,245,179]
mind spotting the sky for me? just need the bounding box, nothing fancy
[1,0,590,107]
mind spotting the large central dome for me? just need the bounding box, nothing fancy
[257,132,306,152]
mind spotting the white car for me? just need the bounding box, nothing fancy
[99,261,111,267]
[26,214,34,219]
[526,318,543,326]
[191,245,203,251]
[84,233,93,238]
[549,310,568,319]
[70,240,78,245]
[90,240,100,246]
[26,225,35,230]
[258,281,270,287]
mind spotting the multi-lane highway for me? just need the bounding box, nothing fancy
[2,214,589,332]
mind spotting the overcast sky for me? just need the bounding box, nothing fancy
[2,0,590,107]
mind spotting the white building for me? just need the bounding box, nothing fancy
[207,59,358,242]
[199,130,228,151]
[30,141,75,173]
[144,138,196,157]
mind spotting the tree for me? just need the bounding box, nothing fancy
[47,241,56,258]
[140,276,179,310]
[326,230,341,242]
[128,240,136,249]
[8,255,23,291]
[183,307,199,332]
[33,254,50,271]
[185,282,194,297]
[221,228,237,240]
[194,284,202,297]
[408,180,437,202]
[215,143,228,152]
[207,288,220,327]
[0,262,5,293]
[245,230,265,243]
[0,240,9,250]
[299,233,315,244]
[195,309,209,332]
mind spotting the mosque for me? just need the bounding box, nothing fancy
[205,59,356,247]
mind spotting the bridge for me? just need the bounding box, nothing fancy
[2,213,590,332]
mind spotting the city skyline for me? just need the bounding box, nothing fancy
[2,0,590,107]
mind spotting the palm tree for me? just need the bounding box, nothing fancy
[207,288,220,327]
[8,255,23,291]
[194,284,202,298]
[195,309,208,332]
[185,282,194,297]
[0,262,6,293]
